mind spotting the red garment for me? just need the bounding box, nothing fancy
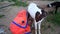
[10,10,31,34]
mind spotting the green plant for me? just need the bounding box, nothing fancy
[10,0,28,7]
[0,15,5,18]
[14,1,28,7]
[0,0,4,2]
[46,12,60,26]
[0,0,28,7]
[11,0,17,2]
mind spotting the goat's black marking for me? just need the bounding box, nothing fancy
[50,2,60,7]
[35,10,47,22]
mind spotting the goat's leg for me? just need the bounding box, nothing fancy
[38,18,44,34]
[35,22,37,34]
[55,7,58,14]
[38,22,41,34]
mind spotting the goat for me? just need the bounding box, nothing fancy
[47,2,60,14]
[28,3,47,34]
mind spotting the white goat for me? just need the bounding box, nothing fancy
[28,3,45,34]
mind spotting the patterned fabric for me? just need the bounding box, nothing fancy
[10,9,31,34]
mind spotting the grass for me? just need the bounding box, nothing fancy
[0,0,28,7]
[14,1,28,7]
[46,11,60,26]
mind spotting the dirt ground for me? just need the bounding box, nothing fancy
[0,1,60,34]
